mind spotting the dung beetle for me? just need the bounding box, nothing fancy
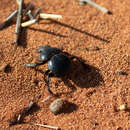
[24,45,85,96]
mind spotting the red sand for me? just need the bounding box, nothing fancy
[0,0,129,129]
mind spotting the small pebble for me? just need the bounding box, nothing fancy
[114,104,127,112]
[118,104,126,111]
[49,98,67,115]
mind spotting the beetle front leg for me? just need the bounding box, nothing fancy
[24,62,44,68]
[24,63,38,68]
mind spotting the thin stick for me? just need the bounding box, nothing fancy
[27,10,34,20]
[29,122,60,130]
[25,101,34,114]
[21,19,37,27]
[9,101,34,126]
[23,3,34,16]
[3,10,18,23]
[14,0,24,44]
[33,8,41,18]
[40,13,62,19]
[0,10,18,30]
[16,0,20,5]
[79,0,110,14]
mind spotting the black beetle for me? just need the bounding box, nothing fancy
[24,45,85,96]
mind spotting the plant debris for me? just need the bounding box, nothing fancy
[0,10,18,30]
[28,122,60,130]
[14,0,24,44]
[78,0,112,14]
[9,101,35,126]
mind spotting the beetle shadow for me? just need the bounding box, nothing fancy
[59,57,104,95]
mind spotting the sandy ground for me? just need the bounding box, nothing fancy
[0,0,129,130]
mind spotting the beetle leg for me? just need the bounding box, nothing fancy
[24,62,45,68]
[70,56,86,68]
[44,70,55,95]
[47,73,55,95]
[24,63,37,68]
[44,70,50,81]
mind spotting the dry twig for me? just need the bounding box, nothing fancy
[27,10,34,20]
[21,19,38,27]
[14,0,24,44]
[79,0,111,14]
[10,101,34,126]
[29,122,60,130]
[40,13,62,19]
[0,10,18,30]
[33,8,41,18]
[23,3,34,16]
